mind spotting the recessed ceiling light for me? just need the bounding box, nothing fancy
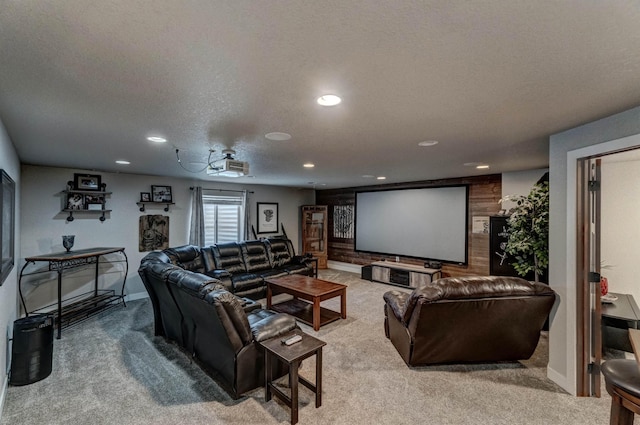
[476,165,490,169]
[418,140,439,147]
[115,160,130,165]
[147,136,167,143]
[265,132,292,141]
[303,163,315,168]
[464,162,482,167]
[377,176,386,180]
[317,94,341,106]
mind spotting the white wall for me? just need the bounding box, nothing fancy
[600,157,640,302]
[0,119,20,415]
[501,168,549,211]
[549,105,640,395]
[19,165,314,309]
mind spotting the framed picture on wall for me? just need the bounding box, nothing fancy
[1,170,15,286]
[257,202,278,234]
[151,185,172,203]
[74,173,102,191]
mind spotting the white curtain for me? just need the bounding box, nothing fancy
[189,186,205,246]
[242,190,250,240]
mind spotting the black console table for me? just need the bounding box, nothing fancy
[368,261,442,288]
[18,247,128,339]
[602,292,640,352]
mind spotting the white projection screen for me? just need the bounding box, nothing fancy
[355,186,468,264]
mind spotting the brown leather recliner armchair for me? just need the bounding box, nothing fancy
[383,276,555,366]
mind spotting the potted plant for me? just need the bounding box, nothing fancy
[500,175,549,283]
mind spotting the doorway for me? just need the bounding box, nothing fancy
[576,146,640,396]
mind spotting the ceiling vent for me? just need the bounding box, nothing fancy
[206,149,249,177]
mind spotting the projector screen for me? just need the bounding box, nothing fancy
[355,186,468,264]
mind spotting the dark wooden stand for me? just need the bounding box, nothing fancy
[260,330,326,425]
[18,247,128,339]
[602,292,640,352]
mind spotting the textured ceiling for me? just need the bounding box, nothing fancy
[2,1,640,188]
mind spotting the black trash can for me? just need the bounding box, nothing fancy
[9,314,54,386]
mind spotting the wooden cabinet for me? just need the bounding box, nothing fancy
[301,205,328,269]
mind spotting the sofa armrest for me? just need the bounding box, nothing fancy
[291,255,310,265]
[250,313,298,343]
[383,290,411,323]
[206,269,231,280]
[240,298,262,313]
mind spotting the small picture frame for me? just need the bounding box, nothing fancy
[140,192,151,202]
[151,185,172,203]
[66,193,85,210]
[257,202,279,234]
[74,173,102,191]
[84,194,104,205]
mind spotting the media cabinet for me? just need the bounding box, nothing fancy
[366,261,442,288]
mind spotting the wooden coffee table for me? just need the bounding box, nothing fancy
[266,275,347,331]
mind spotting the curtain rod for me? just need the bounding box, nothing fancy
[190,186,254,194]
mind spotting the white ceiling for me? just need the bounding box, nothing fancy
[2,1,640,189]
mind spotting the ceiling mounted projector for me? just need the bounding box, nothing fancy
[206,149,249,178]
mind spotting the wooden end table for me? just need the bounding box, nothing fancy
[266,275,347,331]
[260,330,326,425]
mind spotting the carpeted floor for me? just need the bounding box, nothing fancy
[0,270,617,424]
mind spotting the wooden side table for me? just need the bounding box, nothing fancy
[260,330,326,425]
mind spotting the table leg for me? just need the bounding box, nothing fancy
[266,283,272,309]
[316,348,322,408]
[313,297,320,331]
[340,289,347,319]
[264,350,272,402]
[57,269,62,339]
[290,359,299,425]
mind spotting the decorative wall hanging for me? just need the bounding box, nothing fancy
[333,205,354,239]
[257,202,278,234]
[1,170,15,285]
[139,215,169,252]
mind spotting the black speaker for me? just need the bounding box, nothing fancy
[10,314,54,386]
[361,265,372,281]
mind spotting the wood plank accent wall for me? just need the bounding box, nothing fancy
[315,174,502,278]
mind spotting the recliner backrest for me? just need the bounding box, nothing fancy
[206,290,253,351]
[212,242,247,274]
[403,275,553,323]
[265,238,294,267]
[164,245,204,272]
[241,240,273,272]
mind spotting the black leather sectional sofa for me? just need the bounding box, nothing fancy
[167,238,313,299]
[137,238,312,398]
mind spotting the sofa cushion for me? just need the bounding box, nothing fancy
[241,240,273,273]
[212,242,247,274]
[231,273,264,293]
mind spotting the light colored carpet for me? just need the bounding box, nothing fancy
[1,270,617,424]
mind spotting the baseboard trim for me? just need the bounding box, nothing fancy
[125,292,149,302]
[547,365,573,395]
[0,376,8,422]
[327,261,363,274]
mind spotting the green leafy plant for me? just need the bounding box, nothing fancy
[501,180,549,282]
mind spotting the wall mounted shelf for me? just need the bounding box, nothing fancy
[136,201,174,212]
[61,188,112,222]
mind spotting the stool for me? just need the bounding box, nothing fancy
[602,359,640,425]
[260,330,326,425]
